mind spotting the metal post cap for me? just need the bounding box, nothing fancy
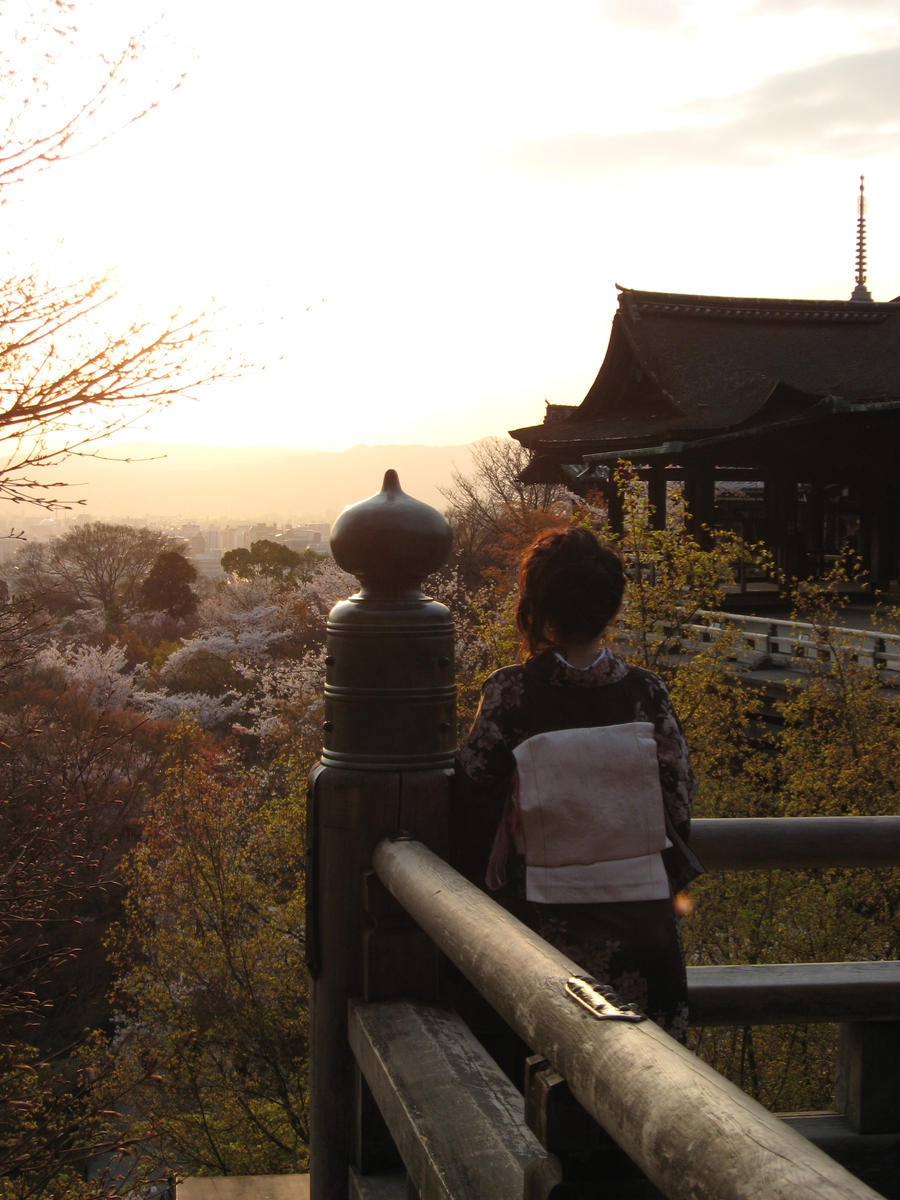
[329,469,452,594]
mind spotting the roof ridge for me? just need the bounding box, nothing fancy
[618,286,898,314]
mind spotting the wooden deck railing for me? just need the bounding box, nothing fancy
[308,474,900,1200]
[351,823,899,1200]
[681,610,900,684]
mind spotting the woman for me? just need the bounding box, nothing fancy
[455,527,696,1041]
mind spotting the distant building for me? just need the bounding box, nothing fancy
[512,181,900,592]
[276,527,324,552]
[248,523,279,544]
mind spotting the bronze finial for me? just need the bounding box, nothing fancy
[330,469,452,595]
[851,174,873,302]
[323,472,456,770]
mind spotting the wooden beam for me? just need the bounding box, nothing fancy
[692,816,900,871]
[372,838,883,1200]
[687,962,900,1026]
[349,1000,549,1200]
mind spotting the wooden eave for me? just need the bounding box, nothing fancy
[581,396,900,474]
[512,287,900,465]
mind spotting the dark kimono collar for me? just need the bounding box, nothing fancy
[525,648,630,689]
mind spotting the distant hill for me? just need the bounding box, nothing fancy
[5,442,478,525]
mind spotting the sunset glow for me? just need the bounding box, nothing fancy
[6,0,900,452]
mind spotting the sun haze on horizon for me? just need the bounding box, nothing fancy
[5,0,900,453]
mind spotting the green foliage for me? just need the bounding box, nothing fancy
[778,555,900,819]
[138,550,199,619]
[609,465,775,678]
[0,1039,137,1200]
[160,647,248,698]
[103,721,309,1175]
[451,585,521,733]
[0,685,167,1045]
[221,540,317,585]
[678,558,900,1109]
[147,639,182,672]
[110,624,152,669]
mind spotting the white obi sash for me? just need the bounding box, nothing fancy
[488,721,671,904]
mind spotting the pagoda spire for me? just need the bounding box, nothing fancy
[851,174,873,302]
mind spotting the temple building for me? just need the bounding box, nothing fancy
[511,179,900,595]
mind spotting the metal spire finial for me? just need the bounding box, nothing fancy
[851,174,873,302]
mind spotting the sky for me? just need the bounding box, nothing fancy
[6,0,900,452]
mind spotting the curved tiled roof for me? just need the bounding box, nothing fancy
[512,287,900,456]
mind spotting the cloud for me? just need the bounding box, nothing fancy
[501,45,900,174]
[592,0,687,30]
[749,0,895,13]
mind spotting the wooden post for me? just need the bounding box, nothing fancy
[684,464,715,547]
[606,471,624,535]
[307,471,456,1200]
[764,472,799,577]
[648,466,667,531]
[837,1022,900,1134]
[807,480,826,578]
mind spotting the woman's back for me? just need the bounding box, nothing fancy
[454,527,696,1041]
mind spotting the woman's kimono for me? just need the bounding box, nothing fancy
[455,648,696,1041]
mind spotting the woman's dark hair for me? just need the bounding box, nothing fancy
[516,527,625,655]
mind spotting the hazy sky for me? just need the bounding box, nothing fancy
[7,0,900,451]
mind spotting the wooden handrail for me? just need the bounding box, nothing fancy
[688,961,900,1025]
[694,609,900,654]
[681,609,900,682]
[372,837,883,1200]
[692,815,900,869]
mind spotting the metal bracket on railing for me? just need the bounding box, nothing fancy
[565,975,646,1022]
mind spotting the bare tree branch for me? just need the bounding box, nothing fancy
[0,4,225,512]
[440,437,568,585]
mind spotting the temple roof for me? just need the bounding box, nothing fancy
[511,287,900,461]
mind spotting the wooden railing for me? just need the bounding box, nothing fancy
[345,821,900,1200]
[308,475,900,1200]
[681,610,900,684]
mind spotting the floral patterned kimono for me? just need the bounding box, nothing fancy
[454,648,696,1042]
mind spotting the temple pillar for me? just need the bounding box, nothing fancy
[684,466,715,547]
[606,474,624,536]
[859,484,899,592]
[648,467,667,531]
[764,473,800,579]
[807,481,826,579]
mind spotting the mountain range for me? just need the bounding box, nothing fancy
[10,442,477,526]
